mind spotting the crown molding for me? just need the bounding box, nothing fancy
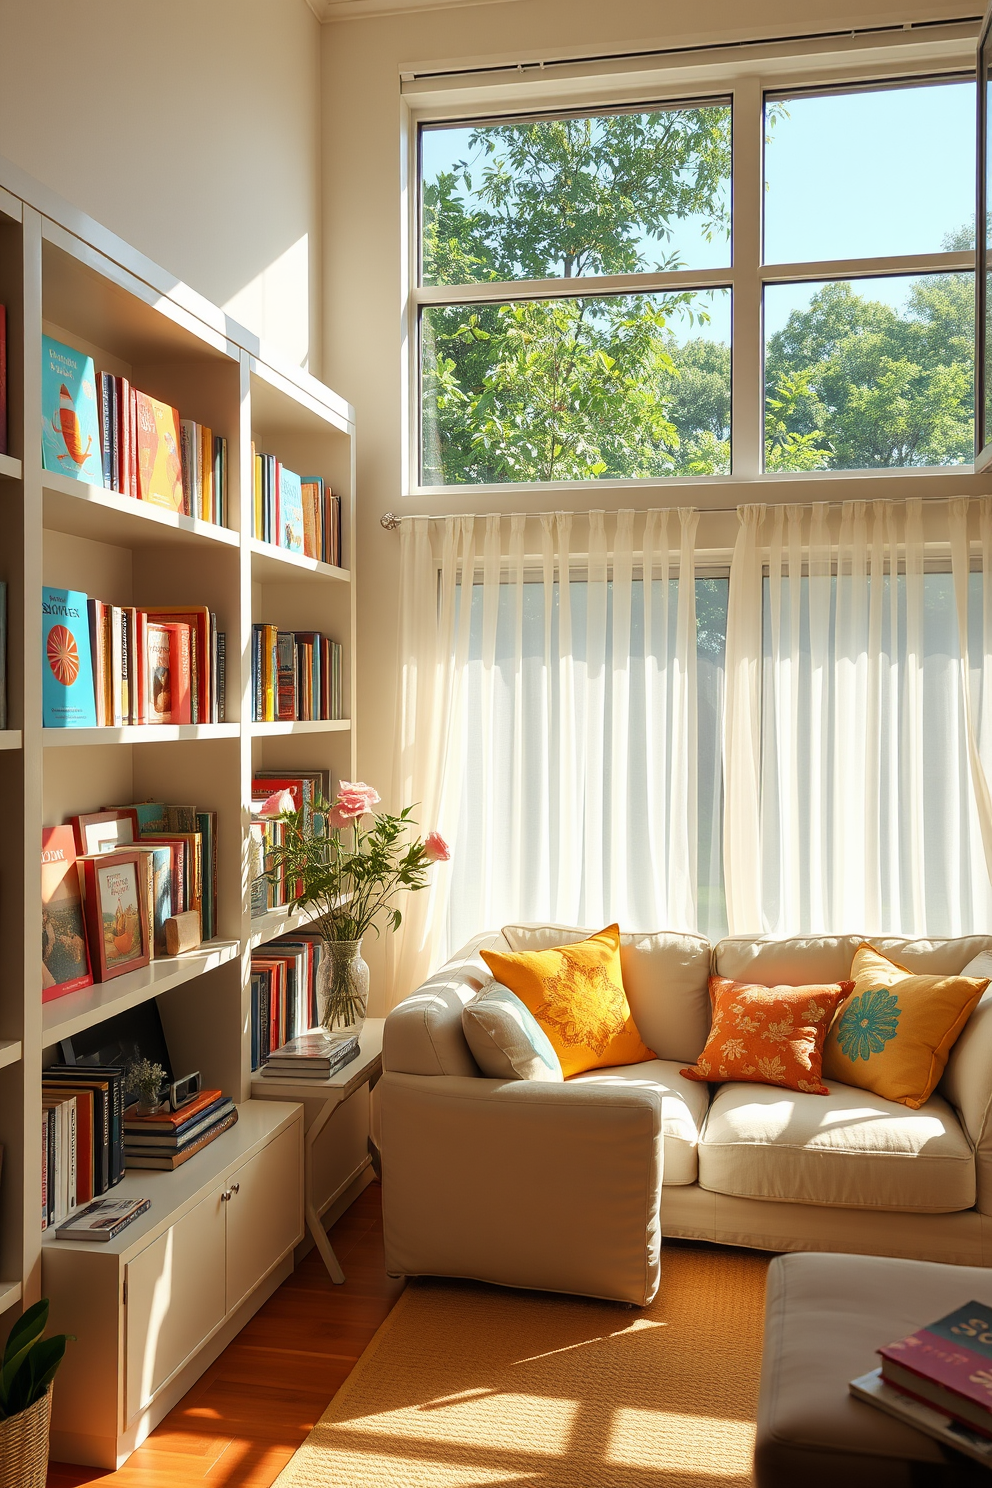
[311,0,516,19]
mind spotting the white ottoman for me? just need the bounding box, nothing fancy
[756,1251,991,1486]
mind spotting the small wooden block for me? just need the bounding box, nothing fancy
[164,910,202,956]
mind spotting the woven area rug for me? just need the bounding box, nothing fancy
[274,1243,769,1488]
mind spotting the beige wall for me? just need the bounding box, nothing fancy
[321,0,984,1005]
[0,0,322,371]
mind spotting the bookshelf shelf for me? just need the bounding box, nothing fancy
[42,939,240,1046]
[251,720,350,737]
[42,471,240,552]
[0,1283,22,1318]
[0,731,22,751]
[42,723,240,747]
[248,902,323,951]
[250,539,349,586]
[0,1042,22,1072]
[0,454,21,481]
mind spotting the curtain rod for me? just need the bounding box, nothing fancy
[380,493,985,528]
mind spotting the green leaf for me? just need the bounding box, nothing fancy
[3,1301,47,1370]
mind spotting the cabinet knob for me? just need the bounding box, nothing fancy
[221,1182,241,1202]
[230,1182,240,1196]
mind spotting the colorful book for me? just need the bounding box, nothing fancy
[41,826,93,1001]
[878,1302,992,1437]
[42,587,97,728]
[124,1108,238,1169]
[134,391,184,511]
[123,1088,224,1133]
[280,467,305,553]
[41,336,102,483]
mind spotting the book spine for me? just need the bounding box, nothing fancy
[0,304,6,457]
[217,632,226,722]
[172,626,192,725]
[40,1112,48,1231]
[100,373,114,489]
[179,420,195,517]
[110,1074,123,1186]
[110,607,123,727]
[87,599,106,728]
[128,385,138,499]
[200,425,212,522]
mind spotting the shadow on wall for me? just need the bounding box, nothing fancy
[0,0,320,368]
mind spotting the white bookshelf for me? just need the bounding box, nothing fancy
[0,159,358,1466]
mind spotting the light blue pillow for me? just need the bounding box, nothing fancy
[462,979,563,1081]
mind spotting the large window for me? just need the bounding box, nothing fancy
[414,76,976,488]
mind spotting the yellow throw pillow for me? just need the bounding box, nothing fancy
[480,924,655,1078]
[822,943,988,1109]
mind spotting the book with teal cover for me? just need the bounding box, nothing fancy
[280,467,304,554]
[41,336,103,484]
[42,588,96,728]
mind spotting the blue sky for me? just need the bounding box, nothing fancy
[422,80,976,347]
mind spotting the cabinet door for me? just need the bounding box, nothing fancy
[225,1120,302,1313]
[125,1190,226,1424]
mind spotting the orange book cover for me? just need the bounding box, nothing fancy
[134,391,183,511]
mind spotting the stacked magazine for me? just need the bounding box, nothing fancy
[850,1300,992,1467]
[260,1031,360,1081]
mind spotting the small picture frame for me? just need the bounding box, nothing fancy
[81,849,150,982]
[69,808,138,857]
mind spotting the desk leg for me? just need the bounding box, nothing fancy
[305,1098,346,1284]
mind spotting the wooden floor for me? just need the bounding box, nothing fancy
[46,1180,403,1488]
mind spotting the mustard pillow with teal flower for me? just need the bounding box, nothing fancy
[823,943,988,1108]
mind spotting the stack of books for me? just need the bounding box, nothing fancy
[124,1089,238,1170]
[251,446,342,565]
[251,624,342,723]
[41,334,227,524]
[41,1065,127,1229]
[251,932,326,1063]
[41,588,226,729]
[260,1030,360,1081]
[851,1301,992,1466]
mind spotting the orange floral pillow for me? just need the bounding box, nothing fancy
[680,976,854,1095]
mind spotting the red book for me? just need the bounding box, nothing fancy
[879,1302,992,1438]
[124,1088,223,1130]
[0,303,7,456]
[145,621,191,724]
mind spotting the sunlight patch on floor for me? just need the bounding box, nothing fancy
[346,1392,579,1454]
[606,1405,756,1475]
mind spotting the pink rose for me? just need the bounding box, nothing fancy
[258,789,296,817]
[421,831,450,864]
[327,803,354,831]
[333,781,381,822]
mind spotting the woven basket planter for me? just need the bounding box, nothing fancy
[0,1384,52,1488]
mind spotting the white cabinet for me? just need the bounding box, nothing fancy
[225,1122,302,1312]
[125,1189,226,1422]
[44,1102,303,1470]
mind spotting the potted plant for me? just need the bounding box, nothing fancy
[256,781,449,1035]
[0,1299,73,1488]
[126,1058,167,1115]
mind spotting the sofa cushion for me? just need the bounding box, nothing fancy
[501,924,711,1063]
[682,976,853,1095]
[461,980,563,1082]
[698,1080,975,1212]
[570,1058,710,1186]
[823,943,987,1110]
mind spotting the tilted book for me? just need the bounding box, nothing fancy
[41,826,93,1001]
[42,588,97,728]
[41,335,102,484]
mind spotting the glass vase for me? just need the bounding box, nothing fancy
[317,938,369,1038]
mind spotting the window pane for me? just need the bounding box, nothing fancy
[763,274,974,472]
[420,103,732,287]
[764,81,975,264]
[422,289,731,485]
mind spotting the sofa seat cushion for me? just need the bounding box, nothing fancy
[698,1080,975,1212]
[570,1059,709,1186]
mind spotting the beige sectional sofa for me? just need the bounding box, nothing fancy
[379,925,992,1305]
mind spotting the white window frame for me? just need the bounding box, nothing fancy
[402,21,979,500]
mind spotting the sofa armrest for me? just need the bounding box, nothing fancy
[942,990,992,1214]
[383,932,507,1077]
[380,1072,663,1305]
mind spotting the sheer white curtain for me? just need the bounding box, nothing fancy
[388,509,724,1004]
[723,496,992,938]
